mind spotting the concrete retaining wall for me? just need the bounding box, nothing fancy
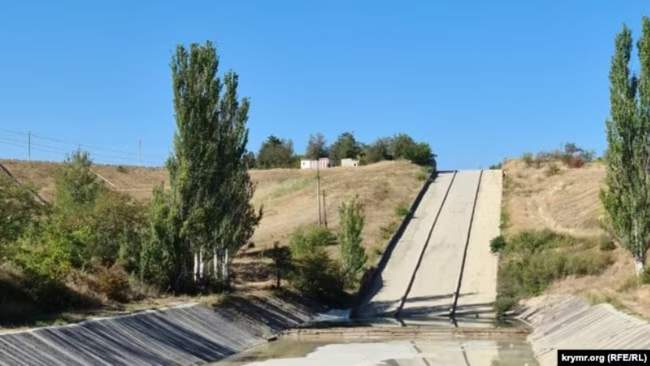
[519,295,650,366]
[0,295,315,366]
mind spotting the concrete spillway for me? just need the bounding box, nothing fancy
[355,170,502,320]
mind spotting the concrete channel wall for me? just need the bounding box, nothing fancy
[520,296,650,366]
[355,169,502,320]
[0,296,315,366]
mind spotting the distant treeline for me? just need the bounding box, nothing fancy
[249,132,436,169]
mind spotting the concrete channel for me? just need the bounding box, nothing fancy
[355,170,502,321]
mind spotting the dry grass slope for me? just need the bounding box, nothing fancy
[0,159,422,253]
[502,159,650,318]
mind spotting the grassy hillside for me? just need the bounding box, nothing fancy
[502,159,650,318]
[0,159,422,253]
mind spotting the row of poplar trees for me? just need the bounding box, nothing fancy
[603,17,650,276]
[141,41,261,291]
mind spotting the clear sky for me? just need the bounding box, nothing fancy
[1,1,649,169]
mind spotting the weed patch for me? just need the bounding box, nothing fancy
[496,230,613,316]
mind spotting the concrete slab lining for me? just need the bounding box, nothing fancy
[356,172,456,317]
[399,170,482,317]
[356,169,503,321]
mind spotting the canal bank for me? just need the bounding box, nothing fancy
[520,295,650,366]
[0,294,319,366]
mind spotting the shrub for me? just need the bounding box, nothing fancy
[490,235,507,253]
[288,225,336,259]
[338,197,367,287]
[395,202,410,218]
[495,230,613,316]
[93,264,131,302]
[545,163,561,177]
[288,248,345,305]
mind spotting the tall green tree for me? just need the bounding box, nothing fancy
[338,196,367,286]
[163,41,260,288]
[305,133,328,160]
[602,20,650,275]
[329,132,361,163]
[257,135,296,168]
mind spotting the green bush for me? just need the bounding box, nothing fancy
[395,202,410,218]
[490,235,507,253]
[288,225,336,259]
[496,230,613,316]
[288,248,345,305]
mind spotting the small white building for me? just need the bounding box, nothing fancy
[341,158,360,168]
[300,157,330,170]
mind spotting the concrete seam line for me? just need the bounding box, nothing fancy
[351,168,438,317]
[450,170,484,319]
[395,170,458,319]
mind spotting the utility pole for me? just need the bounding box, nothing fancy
[316,163,322,225]
[27,131,31,161]
[138,139,142,166]
[322,190,328,228]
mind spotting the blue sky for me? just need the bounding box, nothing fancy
[1,1,649,169]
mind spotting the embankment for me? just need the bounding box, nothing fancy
[520,295,650,366]
[0,294,316,366]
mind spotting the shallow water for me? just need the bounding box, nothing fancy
[213,337,539,366]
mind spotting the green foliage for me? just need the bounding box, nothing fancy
[165,41,261,289]
[362,138,392,164]
[395,202,410,218]
[86,190,147,272]
[0,175,45,250]
[305,133,329,160]
[329,132,361,163]
[522,153,534,167]
[54,150,103,212]
[288,248,345,305]
[358,134,435,167]
[338,196,367,286]
[496,230,613,316]
[602,18,650,274]
[288,225,336,259]
[257,135,297,168]
[490,235,506,253]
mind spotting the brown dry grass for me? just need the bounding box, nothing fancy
[0,159,421,253]
[502,158,650,318]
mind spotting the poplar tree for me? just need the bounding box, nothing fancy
[166,41,260,287]
[603,20,650,275]
[338,196,367,286]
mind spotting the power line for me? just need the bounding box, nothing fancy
[0,128,165,165]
